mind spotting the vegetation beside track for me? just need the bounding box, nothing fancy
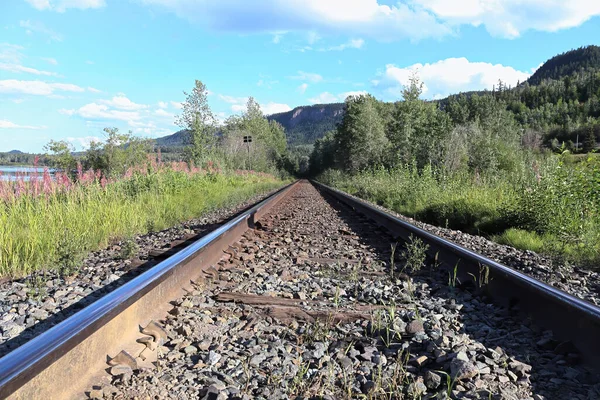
[0,163,285,278]
[318,149,600,268]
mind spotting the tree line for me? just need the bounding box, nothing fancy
[40,80,300,178]
[310,66,600,176]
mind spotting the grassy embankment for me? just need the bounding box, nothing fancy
[0,164,285,277]
[319,154,600,268]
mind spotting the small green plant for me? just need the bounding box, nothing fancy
[26,272,47,300]
[448,260,460,288]
[390,242,398,278]
[55,229,85,277]
[436,370,457,398]
[119,237,139,260]
[401,235,429,273]
[333,285,341,309]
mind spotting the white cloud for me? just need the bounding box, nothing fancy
[308,92,339,104]
[373,57,531,99]
[41,57,58,65]
[66,136,102,150]
[323,38,365,51]
[256,76,278,88]
[231,104,246,113]
[217,93,291,115]
[0,63,59,76]
[158,101,168,108]
[0,119,46,129]
[261,102,291,115]
[272,33,283,43]
[85,60,95,65]
[26,0,106,12]
[0,79,85,96]
[87,86,102,93]
[155,108,175,118]
[219,94,248,104]
[414,0,600,38]
[0,44,25,64]
[60,103,143,122]
[19,20,63,42]
[170,101,183,109]
[100,95,148,110]
[140,0,600,40]
[139,0,450,41]
[297,83,308,94]
[25,0,51,10]
[291,71,323,83]
[309,90,369,104]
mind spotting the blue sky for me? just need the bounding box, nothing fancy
[1,0,599,153]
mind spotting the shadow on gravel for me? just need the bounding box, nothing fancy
[314,184,599,400]
[0,198,268,360]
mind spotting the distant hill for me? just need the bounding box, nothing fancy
[7,150,23,154]
[267,103,345,145]
[155,129,189,149]
[154,103,346,148]
[527,45,600,86]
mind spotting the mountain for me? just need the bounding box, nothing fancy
[267,103,345,145]
[154,103,346,149]
[155,129,189,149]
[527,45,600,86]
[7,150,23,154]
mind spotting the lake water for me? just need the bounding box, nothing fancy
[0,166,56,182]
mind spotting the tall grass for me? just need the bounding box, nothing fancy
[0,163,284,277]
[319,155,600,268]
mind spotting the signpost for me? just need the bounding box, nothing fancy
[243,136,252,170]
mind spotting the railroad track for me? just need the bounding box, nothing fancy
[0,180,599,399]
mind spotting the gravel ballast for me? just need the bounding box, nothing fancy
[88,182,599,400]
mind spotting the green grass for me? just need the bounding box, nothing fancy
[319,155,600,268]
[494,229,545,253]
[0,170,285,277]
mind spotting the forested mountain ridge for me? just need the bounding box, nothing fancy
[526,45,600,86]
[266,103,345,145]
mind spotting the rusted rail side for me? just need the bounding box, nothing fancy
[0,181,298,400]
[313,180,600,367]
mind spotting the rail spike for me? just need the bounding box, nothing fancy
[107,350,137,377]
[139,320,168,349]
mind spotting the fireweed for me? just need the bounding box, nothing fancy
[0,156,284,277]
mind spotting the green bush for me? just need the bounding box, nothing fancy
[319,155,600,267]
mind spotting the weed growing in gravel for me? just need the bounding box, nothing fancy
[436,370,457,398]
[55,228,85,277]
[468,263,491,289]
[448,261,460,288]
[333,285,341,309]
[26,272,47,300]
[119,237,139,260]
[389,242,398,278]
[401,235,429,274]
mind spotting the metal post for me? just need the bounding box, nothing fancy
[243,136,253,170]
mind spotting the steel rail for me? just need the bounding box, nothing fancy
[313,180,600,367]
[0,181,298,399]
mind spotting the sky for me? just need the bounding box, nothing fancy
[1,0,600,153]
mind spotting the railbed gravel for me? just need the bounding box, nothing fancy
[0,187,283,358]
[91,182,599,400]
[320,184,600,306]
